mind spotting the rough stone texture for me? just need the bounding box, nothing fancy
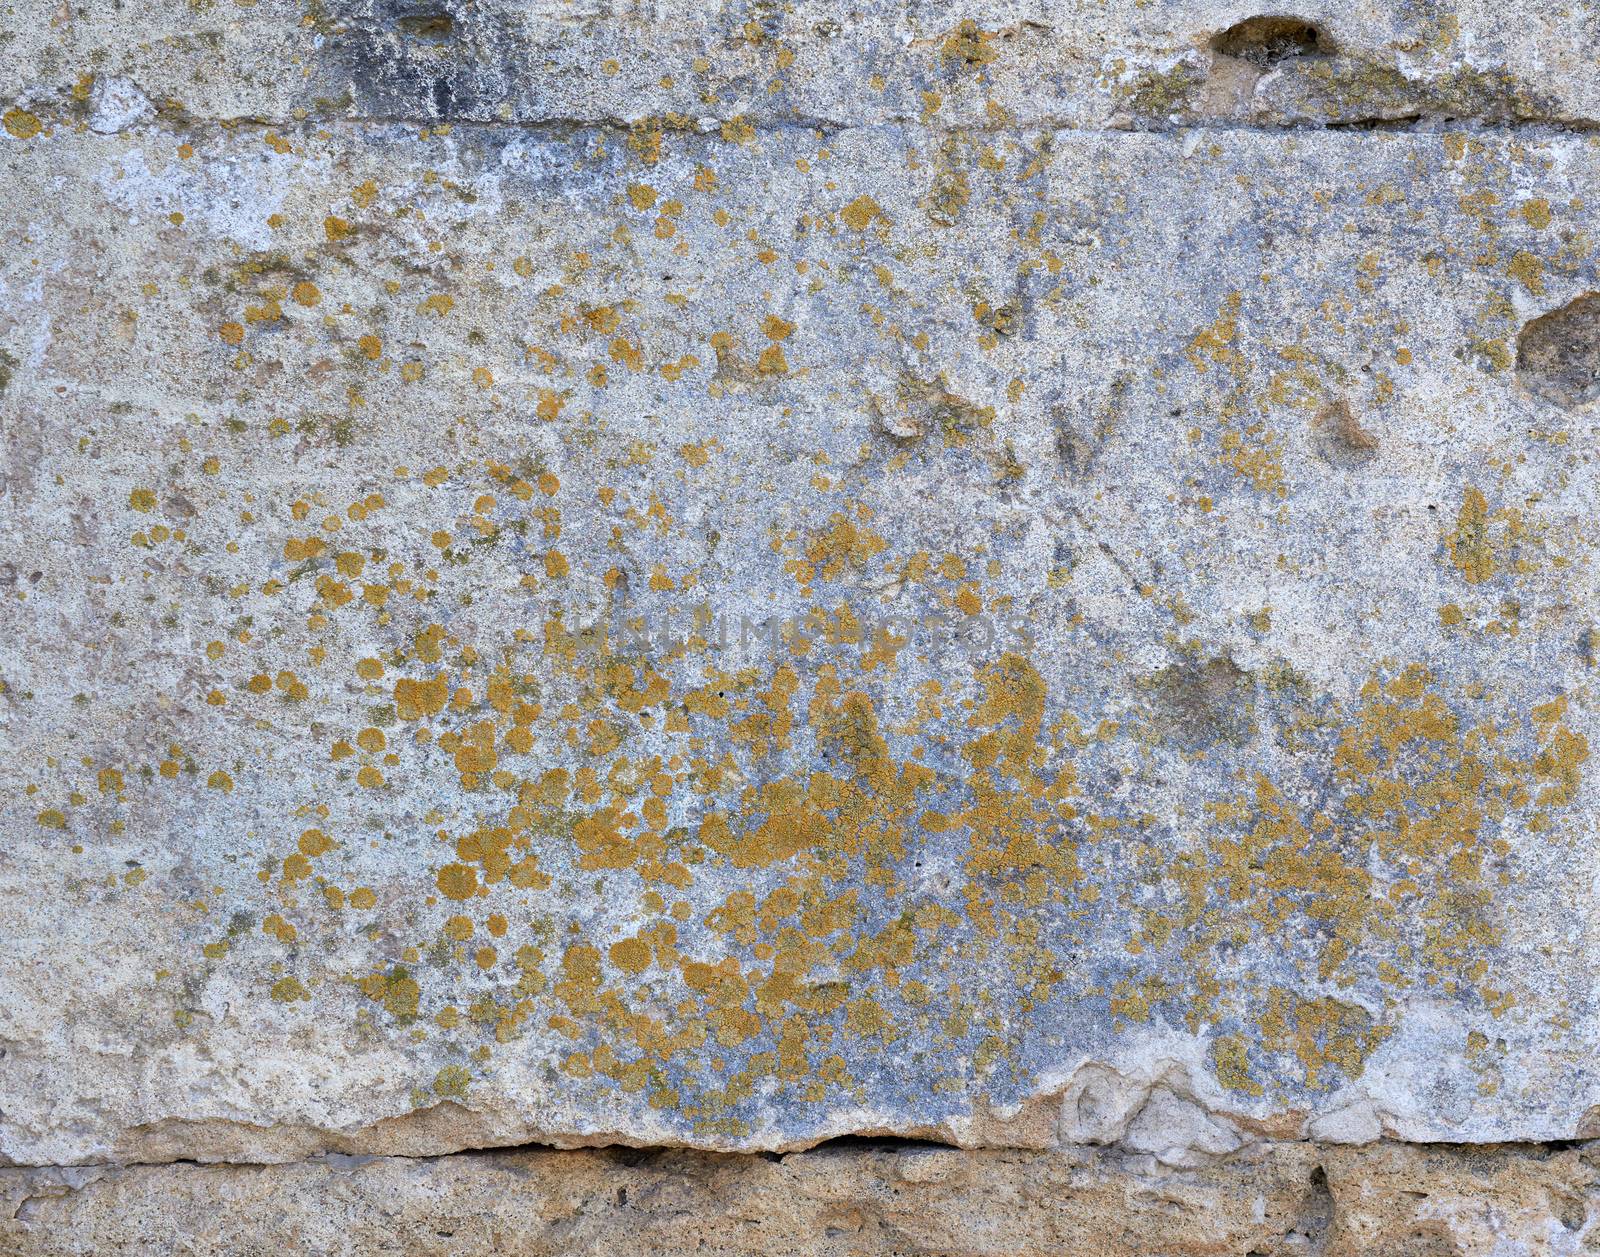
[6,1139,1600,1255]
[3,0,1600,1247]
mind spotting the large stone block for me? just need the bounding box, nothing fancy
[1,0,1597,1199]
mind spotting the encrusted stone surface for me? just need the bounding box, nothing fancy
[2,1,1599,1228]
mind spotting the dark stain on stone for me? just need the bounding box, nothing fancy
[1280,1163,1335,1252]
[1325,113,1423,131]
[1053,417,1097,479]
[884,374,994,443]
[432,75,454,119]
[0,348,15,395]
[323,0,511,123]
[1516,293,1600,409]
[1210,15,1328,66]
[1140,655,1256,751]
[805,1133,956,1153]
[1049,377,1124,480]
[1310,398,1378,467]
[396,11,454,41]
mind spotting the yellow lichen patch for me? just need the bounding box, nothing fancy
[356,968,421,1023]
[3,107,41,139]
[793,509,888,587]
[719,116,755,146]
[841,195,885,231]
[1187,292,1243,374]
[1531,698,1589,811]
[1448,486,1495,584]
[681,957,760,1047]
[270,977,309,1003]
[263,914,297,943]
[1216,424,1287,497]
[298,828,336,857]
[1504,250,1543,295]
[941,19,999,66]
[1211,1034,1263,1097]
[1261,993,1388,1090]
[609,936,653,974]
[436,863,479,900]
[395,675,449,719]
[950,654,1082,923]
[433,1065,471,1098]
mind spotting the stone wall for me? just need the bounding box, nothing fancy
[5,1141,1600,1255]
[1,1,1597,1251]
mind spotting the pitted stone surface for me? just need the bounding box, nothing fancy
[1,0,1598,1182]
[6,1139,1600,1256]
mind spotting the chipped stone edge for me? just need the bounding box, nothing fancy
[5,1055,1594,1173]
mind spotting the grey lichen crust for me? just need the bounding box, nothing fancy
[0,1,1597,1170]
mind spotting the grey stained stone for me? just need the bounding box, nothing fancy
[86,76,153,136]
[0,0,1598,1218]
[1519,293,1600,410]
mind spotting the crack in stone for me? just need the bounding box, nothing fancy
[5,1132,1599,1177]
[9,107,1600,138]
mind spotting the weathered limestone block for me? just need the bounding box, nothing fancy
[5,1140,1600,1255]
[1,0,1598,1204]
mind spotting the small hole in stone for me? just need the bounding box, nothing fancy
[1210,15,1326,65]
[397,11,454,40]
[1516,292,1600,409]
